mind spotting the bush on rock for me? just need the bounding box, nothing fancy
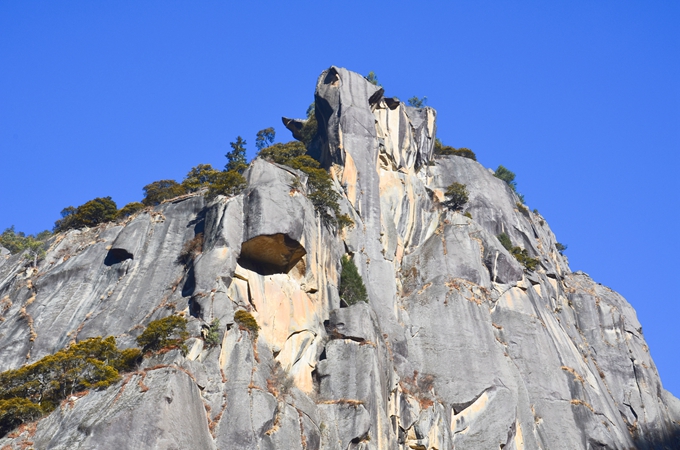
[339,255,368,306]
[496,233,539,272]
[234,310,259,338]
[54,197,118,232]
[142,180,186,207]
[205,170,247,201]
[433,139,477,161]
[444,182,469,211]
[136,315,188,353]
[0,336,140,436]
[117,202,145,219]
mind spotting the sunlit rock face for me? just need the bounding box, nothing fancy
[0,67,678,450]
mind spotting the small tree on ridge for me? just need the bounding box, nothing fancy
[225,136,248,174]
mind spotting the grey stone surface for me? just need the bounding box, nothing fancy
[325,302,377,342]
[0,66,677,449]
[14,367,215,450]
[0,246,9,267]
[242,158,308,244]
[318,403,371,450]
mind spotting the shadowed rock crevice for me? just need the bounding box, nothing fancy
[384,97,400,110]
[181,265,196,297]
[368,87,384,108]
[238,233,306,275]
[323,67,340,86]
[104,248,133,266]
[188,295,202,319]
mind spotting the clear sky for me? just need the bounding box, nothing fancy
[1,1,678,396]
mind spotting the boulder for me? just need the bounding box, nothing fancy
[240,158,309,274]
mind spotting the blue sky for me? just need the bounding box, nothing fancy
[1,1,678,395]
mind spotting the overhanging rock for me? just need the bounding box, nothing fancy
[239,158,311,274]
[239,233,306,274]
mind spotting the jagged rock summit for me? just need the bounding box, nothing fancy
[1,67,679,449]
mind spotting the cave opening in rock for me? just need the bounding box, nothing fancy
[238,233,306,276]
[104,248,133,266]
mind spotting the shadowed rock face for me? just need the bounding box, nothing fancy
[0,67,678,449]
[239,233,306,275]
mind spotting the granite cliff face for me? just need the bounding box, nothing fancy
[1,67,679,449]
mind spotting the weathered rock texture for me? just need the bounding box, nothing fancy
[0,67,678,449]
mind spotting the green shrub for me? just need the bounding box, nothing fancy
[337,214,355,230]
[511,247,539,271]
[182,164,220,192]
[444,182,469,211]
[117,202,145,219]
[54,206,77,231]
[74,197,118,226]
[301,165,352,229]
[203,319,221,347]
[0,226,50,266]
[0,227,49,254]
[496,233,539,271]
[205,170,247,201]
[255,128,276,151]
[516,202,529,215]
[0,398,43,436]
[463,211,472,219]
[433,139,477,160]
[339,255,368,306]
[258,141,352,229]
[497,233,513,252]
[259,141,307,165]
[54,197,118,232]
[0,336,138,436]
[113,348,143,372]
[408,96,427,108]
[365,71,380,86]
[555,243,567,254]
[451,148,476,160]
[494,165,517,191]
[142,180,186,207]
[234,310,259,338]
[300,104,318,147]
[136,316,188,353]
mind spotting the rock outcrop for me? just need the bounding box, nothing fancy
[0,66,678,449]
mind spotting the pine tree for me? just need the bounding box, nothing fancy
[444,182,469,211]
[339,255,368,306]
[255,128,275,151]
[225,136,248,173]
[494,165,517,191]
[408,96,427,108]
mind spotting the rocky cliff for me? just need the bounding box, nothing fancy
[0,67,678,449]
